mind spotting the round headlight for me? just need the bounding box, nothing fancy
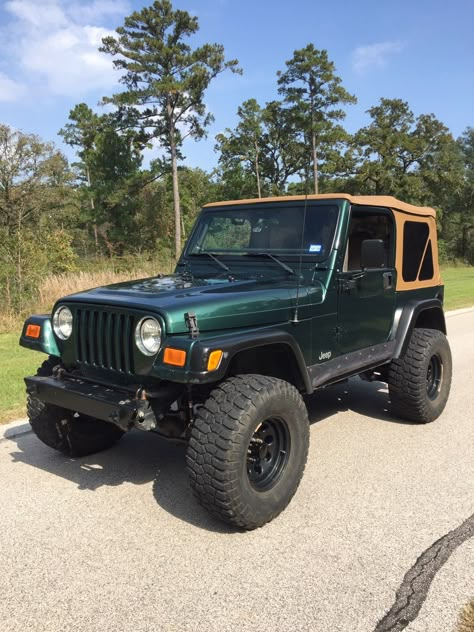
[53,306,73,340]
[135,317,162,356]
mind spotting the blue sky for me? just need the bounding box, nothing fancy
[0,0,473,171]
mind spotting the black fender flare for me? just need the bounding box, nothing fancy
[391,298,446,359]
[188,328,313,393]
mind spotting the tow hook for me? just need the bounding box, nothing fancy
[52,365,66,380]
[133,387,157,432]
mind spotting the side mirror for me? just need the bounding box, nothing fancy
[361,239,385,269]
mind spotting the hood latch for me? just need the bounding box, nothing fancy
[184,311,199,338]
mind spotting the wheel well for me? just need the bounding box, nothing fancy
[226,344,306,392]
[413,307,446,334]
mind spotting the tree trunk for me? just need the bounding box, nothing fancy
[17,204,23,313]
[312,131,318,195]
[86,166,98,254]
[93,224,99,251]
[86,166,94,210]
[309,90,318,195]
[169,120,181,261]
[254,139,262,198]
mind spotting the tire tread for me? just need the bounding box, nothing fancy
[388,328,452,423]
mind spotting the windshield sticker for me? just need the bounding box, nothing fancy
[309,244,322,253]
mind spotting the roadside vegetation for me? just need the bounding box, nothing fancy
[456,599,474,632]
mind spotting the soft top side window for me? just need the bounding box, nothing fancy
[344,207,394,271]
[402,221,434,282]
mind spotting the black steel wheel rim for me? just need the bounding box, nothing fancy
[426,353,443,400]
[246,417,290,491]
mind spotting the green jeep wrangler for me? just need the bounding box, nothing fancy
[20,194,452,529]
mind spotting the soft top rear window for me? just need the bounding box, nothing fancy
[187,204,339,259]
[402,221,432,282]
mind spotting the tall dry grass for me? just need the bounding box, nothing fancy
[456,599,474,632]
[37,269,154,311]
[1,263,167,333]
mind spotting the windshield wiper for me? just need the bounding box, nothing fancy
[189,251,231,273]
[243,252,296,275]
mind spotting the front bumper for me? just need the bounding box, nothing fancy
[25,374,182,432]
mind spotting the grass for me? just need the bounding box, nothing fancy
[0,265,472,424]
[0,334,41,423]
[456,599,474,632]
[442,266,474,310]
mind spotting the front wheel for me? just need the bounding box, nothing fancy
[186,375,310,530]
[387,328,452,423]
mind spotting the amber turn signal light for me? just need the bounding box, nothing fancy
[26,324,41,339]
[163,347,186,367]
[207,350,223,371]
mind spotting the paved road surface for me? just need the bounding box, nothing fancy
[1,311,473,632]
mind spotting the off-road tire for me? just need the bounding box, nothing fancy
[27,356,124,456]
[388,328,452,423]
[186,375,310,530]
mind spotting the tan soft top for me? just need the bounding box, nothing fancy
[204,194,436,217]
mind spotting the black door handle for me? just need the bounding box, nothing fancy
[383,272,393,289]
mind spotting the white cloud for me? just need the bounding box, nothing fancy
[6,0,67,28]
[352,41,404,74]
[0,0,130,100]
[0,73,27,102]
[68,0,130,24]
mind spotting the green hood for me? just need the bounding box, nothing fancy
[63,273,324,334]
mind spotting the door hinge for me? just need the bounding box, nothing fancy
[338,277,357,292]
[338,271,366,292]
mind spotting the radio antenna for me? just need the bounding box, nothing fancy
[290,179,310,324]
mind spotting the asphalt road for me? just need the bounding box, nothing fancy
[1,310,473,632]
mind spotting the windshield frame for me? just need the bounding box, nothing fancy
[183,200,343,263]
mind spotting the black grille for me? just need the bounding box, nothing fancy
[74,308,135,373]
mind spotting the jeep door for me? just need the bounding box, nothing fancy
[336,206,397,354]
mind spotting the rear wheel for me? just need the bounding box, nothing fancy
[387,328,452,423]
[186,375,310,530]
[27,357,124,456]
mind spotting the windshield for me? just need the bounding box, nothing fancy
[187,204,339,259]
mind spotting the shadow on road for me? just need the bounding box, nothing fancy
[9,429,234,533]
[305,376,413,426]
[7,377,410,531]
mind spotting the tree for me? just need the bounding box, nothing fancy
[260,101,307,192]
[136,166,217,263]
[99,0,240,259]
[277,45,356,194]
[351,99,462,205]
[216,99,264,198]
[59,104,145,254]
[0,124,72,233]
[457,128,474,261]
[0,124,76,314]
[441,128,474,262]
[216,99,306,196]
